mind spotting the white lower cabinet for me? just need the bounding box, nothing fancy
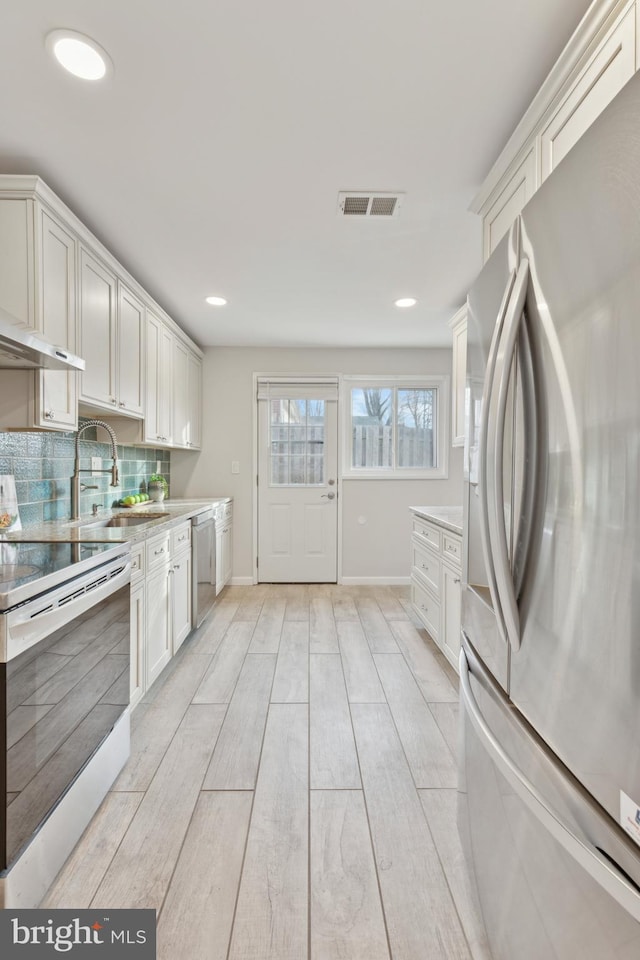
[410,512,462,672]
[129,542,146,709]
[215,502,233,594]
[144,529,172,689]
[170,523,192,654]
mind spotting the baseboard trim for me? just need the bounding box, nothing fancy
[230,576,254,586]
[339,576,411,586]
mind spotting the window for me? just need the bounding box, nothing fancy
[269,397,325,486]
[343,376,449,479]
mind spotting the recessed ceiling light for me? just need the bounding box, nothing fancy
[395,297,417,308]
[46,29,112,80]
[205,296,227,306]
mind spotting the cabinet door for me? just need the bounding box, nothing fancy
[117,282,145,416]
[145,564,171,688]
[441,561,462,671]
[159,323,173,444]
[482,147,537,261]
[130,580,146,708]
[79,247,117,409]
[171,548,192,653]
[187,350,202,449]
[37,208,78,429]
[173,337,189,447]
[215,526,224,595]
[222,521,232,586]
[0,197,35,329]
[144,311,161,443]
[541,8,635,180]
[449,307,467,447]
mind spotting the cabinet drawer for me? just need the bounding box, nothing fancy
[146,531,170,571]
[130,543,145,582]
[412,516,441,553]
[411,539,440,597]
[171,522,191,553]
[442,533,462,566]
[411,578,440,641]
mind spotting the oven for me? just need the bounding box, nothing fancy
[0,540,131,899]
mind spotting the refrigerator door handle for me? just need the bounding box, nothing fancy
[459,646,640,923]
[477,268,517,641]
[486,258,529,652]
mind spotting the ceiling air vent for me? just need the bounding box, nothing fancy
[337,191,404,218]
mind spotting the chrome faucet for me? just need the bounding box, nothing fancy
[70,419,120,519]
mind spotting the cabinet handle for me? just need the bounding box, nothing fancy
[154,547,165,555]
[110,397,117,404]
[174,563,181,570]
[454,578,461,584]
[119,401,125,407]
[44,410,55,420]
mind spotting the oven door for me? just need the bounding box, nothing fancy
[1,553,131,871]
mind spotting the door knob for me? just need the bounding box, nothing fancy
[321,492,335,500]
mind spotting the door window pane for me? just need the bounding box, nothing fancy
[269,398,326,485]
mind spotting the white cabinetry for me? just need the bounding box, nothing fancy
[79,255,145,418]
[448,305,467,447]
[215,501,233,594]
[0,196,78,431]
[145,530,172,689]
[410,512,462,672]
[473,0,639,263]
[173,338,203,450]
[145,311,173,444]
[482,147,537,260]
[170,522,192,653]
[129,543,146,709]
[540,6,636,180]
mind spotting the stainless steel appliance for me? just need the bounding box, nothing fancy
[0,540,131,906]
[191,509,216,628]
[0,306,85,370]
[459,70,640,957]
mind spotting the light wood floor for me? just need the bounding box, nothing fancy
[42,584,492,960]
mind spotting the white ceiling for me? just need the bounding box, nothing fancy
[0,0,593,349]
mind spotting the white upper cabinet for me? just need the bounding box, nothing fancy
[540,5,636,180]
[145,310,173,445]
[79,252,144,418]
[448,305,468,447]
[473,0,640,263]
[0,196,78,430]
[482,148,537,261]
[172,337,203,450]
[0,176,202,437]
[116,281,145,416]
[78,247,117,410]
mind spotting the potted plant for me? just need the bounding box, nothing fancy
[148,473,168,502]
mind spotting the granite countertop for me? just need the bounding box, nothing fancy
[409,505,463,536]
[1,498,231,545]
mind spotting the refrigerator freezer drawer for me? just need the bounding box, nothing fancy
[458,641,640,960]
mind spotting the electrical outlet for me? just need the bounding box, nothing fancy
[91,456,102,477]
[231,461,240,474]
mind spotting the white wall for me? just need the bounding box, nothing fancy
[171,346,463,582]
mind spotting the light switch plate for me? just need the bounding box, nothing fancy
[231,461,240,474]
[91,456,101,477]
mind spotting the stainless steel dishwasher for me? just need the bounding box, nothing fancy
[191,509,216,627]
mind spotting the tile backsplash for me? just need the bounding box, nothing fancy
[0,421,170,526]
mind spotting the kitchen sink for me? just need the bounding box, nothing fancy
[81,513,170,529]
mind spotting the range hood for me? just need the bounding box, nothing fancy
[0,309,85,371]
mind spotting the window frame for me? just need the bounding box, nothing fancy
[341,375,449,480]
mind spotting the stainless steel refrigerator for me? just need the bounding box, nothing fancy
[459,68,640,959]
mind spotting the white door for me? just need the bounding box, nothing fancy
[257,380,338,582]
